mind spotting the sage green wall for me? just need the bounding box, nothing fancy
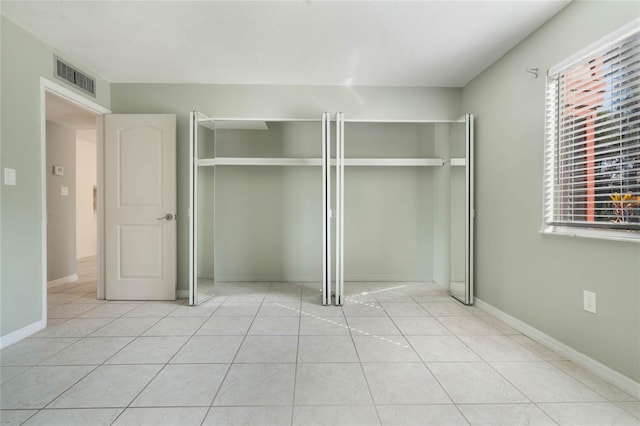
[461,1,640,381]
[432,124,451,287]
[0,17,110,337]
[342,123,437,281]
[46,121,77,282]
[200,121,443,282]
[212,122,322,281]
[110,84,461,291]
[196,125,215,279]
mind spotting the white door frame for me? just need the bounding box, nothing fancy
[40,77,111,326]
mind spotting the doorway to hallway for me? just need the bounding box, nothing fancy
[45,89,99,319]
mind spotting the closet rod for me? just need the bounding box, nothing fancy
[211,158,321,166]
[197,158,447,167]
[449,158,466,166]
[344,158,444,167]
[196,117,461,124]
[199,117,322,123]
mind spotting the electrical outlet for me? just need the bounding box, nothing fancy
[60,186,69,196]
[583,290,597,314]
[4,168,16,186]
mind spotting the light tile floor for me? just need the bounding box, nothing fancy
[1,259,639,425]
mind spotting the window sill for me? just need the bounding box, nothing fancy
[541,226,640,244]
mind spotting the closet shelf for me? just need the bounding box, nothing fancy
[450,158,466,166]
[204,120,269,130]
[199,157,321,166]
[344,158,444,167]
[197,157,446,167]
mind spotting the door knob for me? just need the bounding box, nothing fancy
[156,213,173,221]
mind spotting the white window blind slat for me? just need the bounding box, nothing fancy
[553,127,640,155]
[558,85,640,118]
[555,146,640,171]
[544,29,640,232]
[557,47,640,87]
[559,67,640,100]
[554,168,640,184]
[558,77,640,112]
[548,19,640,75]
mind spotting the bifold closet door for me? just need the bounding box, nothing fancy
[450,114,474,305]
[335,112,345,305]
[322,112,345,306]
[188,110,216,306]
[322,112,331,305]
[189,111,197,305]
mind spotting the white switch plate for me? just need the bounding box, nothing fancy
[60,186,69,196]
[4,168,16,186]
[583,290,597,314]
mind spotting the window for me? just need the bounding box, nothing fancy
[544,24,640,239]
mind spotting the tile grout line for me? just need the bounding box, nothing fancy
[4,279,637,425]
[100,300,203,424]
[201,281,272,422]
[547,360,639,403]
[346,286,386,426]
[383,293,469,421]
[289,285,304,426]
[426,313,542,411]
[103,300,207,424]
[3,263,106,419]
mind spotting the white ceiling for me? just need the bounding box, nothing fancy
[2,1,569,87]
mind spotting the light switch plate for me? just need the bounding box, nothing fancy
[60,186,69,196]
[53,166,64,176]
[583,290,597,314]
[4,168,16,186]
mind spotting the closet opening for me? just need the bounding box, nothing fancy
[188,112,473,307]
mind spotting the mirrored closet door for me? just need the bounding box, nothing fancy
[188,111,216,305]
[449,114,474,304]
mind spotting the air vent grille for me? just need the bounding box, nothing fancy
[54,57,96,97]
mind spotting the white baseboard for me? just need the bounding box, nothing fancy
[474,297,640,400]
[0,320,44,349]
[47,274,78,287]
[432,279,449,290]
[176,290,189,299]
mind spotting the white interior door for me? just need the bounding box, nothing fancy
[105,114,176,300]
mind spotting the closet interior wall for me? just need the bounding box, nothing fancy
[196,123,215,282]
[192,115,468,302]
[201,121,322,283]
[343,122,438,282]
[449,121,468,295]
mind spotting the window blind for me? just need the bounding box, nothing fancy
[544,29,640,232]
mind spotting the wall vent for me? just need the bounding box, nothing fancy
[54,56,96,97]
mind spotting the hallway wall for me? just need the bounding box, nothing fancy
[46,121,77,282]
[75,130,97,259]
